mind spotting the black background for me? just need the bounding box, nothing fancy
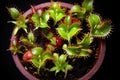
[0,0,119,80]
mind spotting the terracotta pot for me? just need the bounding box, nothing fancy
[11,2,106,80]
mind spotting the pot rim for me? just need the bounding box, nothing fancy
[11,2,106,80]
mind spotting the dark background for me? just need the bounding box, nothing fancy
[0,0,119,80]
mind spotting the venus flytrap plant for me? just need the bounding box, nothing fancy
[78,34,93,49]
[88,13,111,37]
[62,34,92,58]
[82,0,93,13]
[70,0,93,19]
[41,29,56,45]
[48,2,65,25]
[31,12,50,29]
[8,0,112,79]
[7,7,20,20]
[50,53,73,78]
[57,15,82,45]
[9,36,22,55]
[31,47,53,73]
[7,7,28,35]
[70,5,86,19]
[20,31,36,48]
[10,15,28,35]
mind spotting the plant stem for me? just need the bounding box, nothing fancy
[37,68,40,74]
[64,71,67,79]
[68,37,71,46]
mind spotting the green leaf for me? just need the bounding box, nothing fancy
[39,20,49,28]
[77,8,86,19]
[65,47,81,55]
[42,12,50,22]
[88,14,101,27]
[59,54,67,63]
[31,13,40,24]
[50,66,60,75]
[17,23,27,33]
[21,38,29,44]
[28,31,34,42]
[10,47,22,55]
[57,24,68,40]
[64,15,71,25]
[79,34,93,48]
[48,32,54,39]
[53,53,59,60]
[62,44,67,49]
[49,9,65,23]
[32,13,49,28]
[68,23,81,38]
[42,52,53,62]
[31,51,52,73]
[9,40,22,55]
[51,2,60,9]
[7,7,19,20]
[50,37,56,45]
[53,53,59,66]
[32,47,43,56]
[13,27,19,35]
[66,65,73,70]
[58,19,81,41]
[50,66,57,71]
[63,44,91,57]
[10,15,28,35]
[63,44,81,56]
[82,0,93,13]
[8,21,17,24]
[48,9,56,20]
[50,53,72,75]
[79,49,90,57]
[70,5,81,12]
[70,5,86,19]
[39,52,52,67]
[17,15,28,25]
[56,10,65,22]
[42,29,53,39]
[91,21,111,37]
[47,44,55,51]
[12,39,17,46]
[31,58,39,68]
[48,5,65,24]
[17,15,28,33]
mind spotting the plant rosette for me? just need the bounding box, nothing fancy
[8,0,111,80]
